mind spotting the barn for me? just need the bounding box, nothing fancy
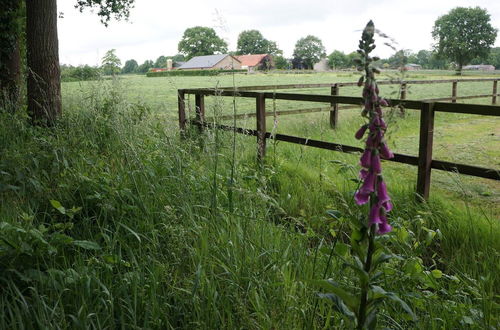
[178,54,242,70]
[235,54,273,71]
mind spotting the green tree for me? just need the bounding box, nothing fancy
[415,50,432,68]
[101,49,121,76]
[488,47,500,69]
[328,50,349,69]
[154,55,167,68]
[236,30,282,55]
[292,35,326,69]
[274,55,289,70]
[177,26,227,60]
[122,59,138,74]
[137,60,154,73]
[432,7,497,74]
[2,0,134,124]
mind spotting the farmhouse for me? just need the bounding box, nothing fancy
[235,54,273,71]
[463,64,495,71]
[404,63,422,70]
[178,54,242,70]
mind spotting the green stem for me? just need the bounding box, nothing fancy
[357,224,376,329]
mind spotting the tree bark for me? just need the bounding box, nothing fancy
[0,0,22,112]
[26,0,61,125]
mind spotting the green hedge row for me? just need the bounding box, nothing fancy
[146,69,246,77]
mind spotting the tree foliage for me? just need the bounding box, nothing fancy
[75,0,135,26]
[154,55,167,68]
[137,60,154,73]
[178,26,227,60]
[292,35,326,69]
[274,55,290,70]
[122,59,138,74]
[328,50,350,69]
[432,7,497,73]
[101,49,121,75]
[236,30,282,55]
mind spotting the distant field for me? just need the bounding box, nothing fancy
[62,71,500,213]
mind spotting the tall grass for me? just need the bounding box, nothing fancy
[0,79,498,329]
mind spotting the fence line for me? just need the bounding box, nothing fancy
[178,79,500,200]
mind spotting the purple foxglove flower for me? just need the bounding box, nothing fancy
[355,190,370,205]
[377,180,390,202]
[359,170,376,194]
[359,169,369,180]
[379,98,388,107]
[366,134,376,148]
[372,153,381,173]
[379,118,387,129]
[360,149,372,168]
[377,220,392,234]
[380,142,394,159]
[369,203,382,225]
[382,200,393,212]
[355,125,368,140]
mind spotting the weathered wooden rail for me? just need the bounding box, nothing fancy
[178,78,500,200]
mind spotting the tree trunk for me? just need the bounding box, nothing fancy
[0,0,22,112]
[26,0,61,125]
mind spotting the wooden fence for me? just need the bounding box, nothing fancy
[178,78,500,200]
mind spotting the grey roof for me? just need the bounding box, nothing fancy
[178,54,229,69]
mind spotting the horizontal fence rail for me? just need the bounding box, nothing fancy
[178,78,500,200]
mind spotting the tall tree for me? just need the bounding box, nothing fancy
[292,35,326,69]
[154,55,167,68]
[0,0,23,112]
[432,7,497,74]
[236,30,282,55]
[137,60,154,73]
[101,49,121,76]
[122,59,138,74]
[177,26,227,59]
[20,0,135,124]
[26,0,61,125]
[328,50,349,69]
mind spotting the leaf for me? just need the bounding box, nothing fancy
[317,293,356,320]
[326,210,341,220]
[311,279,358,312]
[334,242,350,257]
[50,200,66,215]
[72,240,101,250]
[431,269,443,279]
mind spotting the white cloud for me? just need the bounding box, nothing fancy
[57,0,500,65]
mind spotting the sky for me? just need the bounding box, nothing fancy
[57,0,500,66]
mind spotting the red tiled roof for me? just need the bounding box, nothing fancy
[235,54,268,67]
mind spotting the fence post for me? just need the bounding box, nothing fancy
[451,81,457,103]
[493,80,498,105]
[400,82,407,100]
[416,102,435,201]
[195,93,205,131]
[330,84,339,129]
[178,89,186,131]
[256,93,266,161]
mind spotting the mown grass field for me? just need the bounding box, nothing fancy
[1,70,499,329]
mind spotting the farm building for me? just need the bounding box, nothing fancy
[463,64,495,71]
[235,54,273,71]
[178,54,242,70]
[404,63,422,70]
[313,58,330,72]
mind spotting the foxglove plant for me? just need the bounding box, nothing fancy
[316,21,415,329]
[354,21,394,235]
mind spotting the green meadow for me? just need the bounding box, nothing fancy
[1,71,499,328]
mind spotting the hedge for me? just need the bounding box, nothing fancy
[146,69,246,77]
